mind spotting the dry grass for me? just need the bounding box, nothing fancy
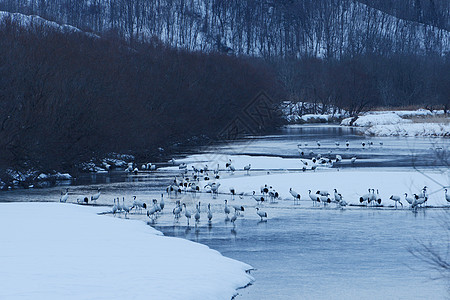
[371,105,427,112]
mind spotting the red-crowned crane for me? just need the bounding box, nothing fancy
[289,188,301,205]
[389,195,403,208]
[91,188,101,202]
[256,207,267,221]
[182,203,191,226]
[60,189,69,203]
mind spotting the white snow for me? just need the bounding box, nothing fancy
[37,173,49,180]
[341,110,449,137]
[366,123,450,137]
[0,11,99,37]
[341,113,409,127]
[163,154,325,172]
[54,172,72,180]
[0,203,253,300]
[213,169,450,208]
[301,114,333,122]
[280,101,347,123]
[367,109,445,117]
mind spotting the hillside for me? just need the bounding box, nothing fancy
[0,0,448,58]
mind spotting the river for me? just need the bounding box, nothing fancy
[2,125,449,299]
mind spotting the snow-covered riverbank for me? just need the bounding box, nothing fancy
[0,203,253,300]
[341,110,449,137]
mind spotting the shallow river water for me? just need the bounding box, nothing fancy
[2,125,449,299]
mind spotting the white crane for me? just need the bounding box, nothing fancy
[345,140,350,148]
[147,204,157,220]
[160,194,165,211]
[375,189,382,205]
[338,198,348,208]
[121,197,131,217]
[194,204,200,224]
[445,189,450,203]
[335,155,342,163]
[213,164,220,179]
[224,200,231,217]
[225,159,232,169]
[230,211,238,225]
[182,203,191,225]
[112,198,119,215]
[320,194,331,206]
[351,157,357,164]
[232,204,245,215]
[389,195,403,208]
[207,204,213,223]
[418,186,428,206]
[252,191,265,205]
[132,196,147,214]
[229,187,236,200]
[360,189,372,205]
[153,199,162,214]
[210,183,220,197]
[289,188,301,205]
[256,207,267,221]
[60,189,69,203]
[404,193,415,207]
[334,189,342,202]
[268,187,279,203]
[91,188,101,202]
[172,203,182,220]
[244,164,251,175]
[308,190,320,206]
[316,190,329,196]
[261,185,269,195]
[413,194,426,208]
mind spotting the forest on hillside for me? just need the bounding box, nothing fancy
[1,0,449,57]
[0,1,449,176]
[0,19,282,173]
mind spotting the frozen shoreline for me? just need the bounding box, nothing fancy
[340,110,449,137]
[0,202,254,300]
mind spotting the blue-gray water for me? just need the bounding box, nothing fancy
[157,208,448,299]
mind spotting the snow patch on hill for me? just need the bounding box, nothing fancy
[0,11,98,37]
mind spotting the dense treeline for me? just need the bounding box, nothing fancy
[276,54,450,115]
[0,0,448,58]
[0,3,449,174]
[0,19,282,171]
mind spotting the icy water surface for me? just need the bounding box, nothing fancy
[156,208,448,299]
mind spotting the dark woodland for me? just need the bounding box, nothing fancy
[0,0,449,174]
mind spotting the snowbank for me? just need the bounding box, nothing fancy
[365,123,450,137]
[0,203,253,300]
[213,169,450,208]
[341,113,409,127]
[368,109,445,118]
[340,110,449,137]
[280,101,347,123]
[164,154,325,172]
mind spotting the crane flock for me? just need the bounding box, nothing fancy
[58,139,448,234]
